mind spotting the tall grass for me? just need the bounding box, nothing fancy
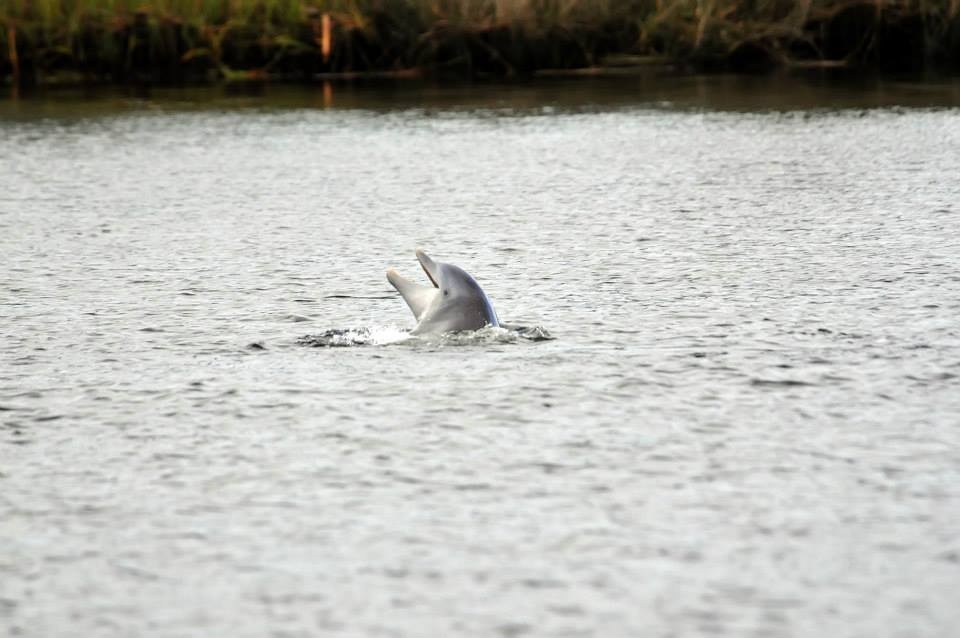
[2,1,959,85]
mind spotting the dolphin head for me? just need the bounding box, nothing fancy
[414,248,476,303]
[387,248,499,334]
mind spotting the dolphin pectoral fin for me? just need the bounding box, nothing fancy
[387,268,439,321]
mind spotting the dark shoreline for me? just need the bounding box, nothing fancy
[3,2,960,89]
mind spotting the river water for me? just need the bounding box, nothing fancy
[2,75,959,637]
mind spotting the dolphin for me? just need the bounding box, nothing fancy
[387,248,499,335]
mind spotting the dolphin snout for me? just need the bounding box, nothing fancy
[386,268,403,287]
[415,248,440,288]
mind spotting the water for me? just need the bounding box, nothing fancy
[2,75,960,637]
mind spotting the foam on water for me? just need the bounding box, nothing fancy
[296,325,411,347]
[296,324,553,347]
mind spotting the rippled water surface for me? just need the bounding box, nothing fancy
[2,76,960,637]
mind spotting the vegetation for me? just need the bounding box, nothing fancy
[1,1,959,85]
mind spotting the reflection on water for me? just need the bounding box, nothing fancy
[1,75,959,637]
[3,71,960,118]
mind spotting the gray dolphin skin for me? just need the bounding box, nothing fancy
[387,248,499,335]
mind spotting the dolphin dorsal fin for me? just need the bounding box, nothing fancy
[386,269,438,321]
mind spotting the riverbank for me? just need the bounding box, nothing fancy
[2,1,959,87]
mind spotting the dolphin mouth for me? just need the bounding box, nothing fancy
[416,248,440,289]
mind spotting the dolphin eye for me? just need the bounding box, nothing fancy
[443,290,449,297]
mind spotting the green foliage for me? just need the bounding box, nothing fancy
[1,1,958,84]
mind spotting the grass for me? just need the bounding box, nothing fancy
[1,1,959,85]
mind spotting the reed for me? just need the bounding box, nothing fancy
[1,1,958,85]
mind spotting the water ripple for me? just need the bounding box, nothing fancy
[1,83,959,638]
